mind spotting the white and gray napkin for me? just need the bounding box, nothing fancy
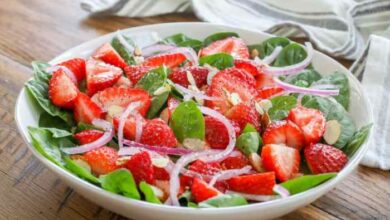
[81,0,390,170]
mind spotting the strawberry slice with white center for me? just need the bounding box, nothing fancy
[142,53,187,69]
[205,68,257,114]
[234,59,262,76]
[288,106,326,145]
[57,58,86,82]
[73,93,105,124]
[199,37,249,59]
[261,144,300,182]
[91,87,151,116]
[86,59,123,96]
[262,120,305,150]
[169,66,209,88]
[48,69,79,109]
[92,43,127,69]
[124,65,152,85]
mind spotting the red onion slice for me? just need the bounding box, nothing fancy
[116,30,135,54]
[262,42,314,76]
[62,119,114,154]
[173,83,219,101]
[261,46,283,65]
[273,77,339,96]
[208,166,252,186]
[118,102,141,149]
[273,185,290,198]
[121,139,194,156]
[47,66,77,83]
[226,190,280,202]
[142,43,177,57]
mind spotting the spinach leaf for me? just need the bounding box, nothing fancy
[203,32,239,47]
[76,122,98,132]
[139,181,162,204]
[198,194,247,208]
[163,33,203,51]
[38,112,71,130]
[248,37,290,59]
[100,169,140,200]
[26,61,74,126]
[314,72,350,110]
[285,69,322,87]
[236,124,262,155]
[111,35,136,65]
[345,124,373,156]
[302,96,356,148]
[188,202,199,208]
[170,100,205,142]
[268,96,297,121]
[28,127,75,167]
[199,53,234,70]
[63,156,100,184]
[274,43,307,67]
[136,66,170,118]
[281,173,337,195]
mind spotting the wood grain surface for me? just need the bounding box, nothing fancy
[0,1,388,219]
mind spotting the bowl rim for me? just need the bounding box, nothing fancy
[14,22,374,213]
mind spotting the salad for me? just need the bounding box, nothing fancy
[25,31,372,208]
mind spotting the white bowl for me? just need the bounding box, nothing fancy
[15,22,373,220]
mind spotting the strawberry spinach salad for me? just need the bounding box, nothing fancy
[25,31,372,208]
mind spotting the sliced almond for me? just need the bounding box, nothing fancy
[153,84,171,96]
[154,180,170,201]
[150,184,166,201]
[323,120,341,145]
[159,107,170,123]
[248,153,265,172]
[182,138,209,151]
[116,156,131,166]
[134,47,142,56]
[258,99,272,112]
[251,49,259,59]
[255,102,265,115]
[151,156,170,168]
[229,93,242,105]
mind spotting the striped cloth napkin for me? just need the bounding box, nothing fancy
[81,0,390,170]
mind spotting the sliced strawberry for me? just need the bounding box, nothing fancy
[262,120,305,150]
[114,76,132,88]
[189,160,222,178]
[220,151,249,170]
[153,166,170,181]
[199,37,249,59]
[86,59,123,96]
[205,68,257,114]
[288,106,326,145]
[226,103,261,131]
[261,144,300,182]
[48,69,79,109]
[205,116,239,149]
[73,93,105,124]
[124,151,155,184]
[140,118,178,147]
[91,87,151,116]
[74,129,104,145]
[83,146,119,175]
[227,172,276,195]
[112,116,146,140]
[191,178,220,203]
[169,66,209,88]
[304,143,348,174]
[255,73,276,90]
[92,43,127,69]
[256,87,284,99]
[143,53,186,69]
[234,59,262,76]
[57,58,86,82]
[124,65,152,85]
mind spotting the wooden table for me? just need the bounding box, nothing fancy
[0,1,388,219]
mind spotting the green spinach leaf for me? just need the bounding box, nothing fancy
[203,32,239,47]
[302,96,356,148]
[345,123,373,156]
[236,124,262,155]
[285,69,322,87]
[274,43,307,67]
[100,169,140,199]
[170,100,205,142]
[199,53,233,70]
[163,33,202,51]
[314,72,350,110]
[281,173,337,195]
[268,96,297,120]
[198,194,247,208]
[248,37,290,59]
[63,156,100,184]
[111,35,136,65]
[38,112,71,130]
[139,181,162,204]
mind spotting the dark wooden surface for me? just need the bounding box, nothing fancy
[0,1,389,219]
